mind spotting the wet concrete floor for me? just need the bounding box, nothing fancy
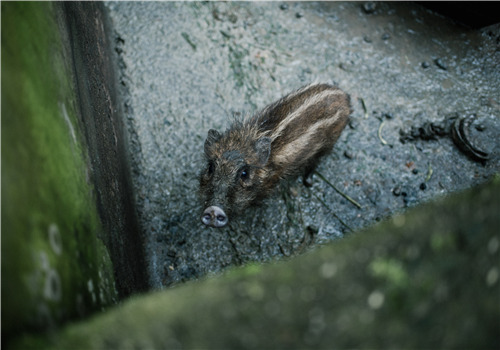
[105,2,499,288]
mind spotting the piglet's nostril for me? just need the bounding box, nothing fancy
[202,213,212,225]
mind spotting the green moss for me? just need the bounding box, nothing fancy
[1,2,117,342]
[369,258,409,288]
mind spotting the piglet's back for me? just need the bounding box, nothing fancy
[253,83,351,179]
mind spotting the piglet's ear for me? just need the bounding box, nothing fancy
[255,137,271,166]
[205,129,221,156]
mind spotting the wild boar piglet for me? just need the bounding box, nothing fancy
[199,83,352,228]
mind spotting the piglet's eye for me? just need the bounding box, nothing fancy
[240,168,250,180]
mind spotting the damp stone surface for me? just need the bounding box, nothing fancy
[105,2,500,288]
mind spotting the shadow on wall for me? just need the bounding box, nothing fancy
[417,2,500,29]
[61,2,148,296]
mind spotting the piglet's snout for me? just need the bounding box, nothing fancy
[201,206,228,228]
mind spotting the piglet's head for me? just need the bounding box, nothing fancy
[199,128,271,228]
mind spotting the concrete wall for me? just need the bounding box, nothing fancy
[1,2,146,345]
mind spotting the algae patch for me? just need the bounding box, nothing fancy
[1,2,118,341]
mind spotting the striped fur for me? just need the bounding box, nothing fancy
[199,83,351,224]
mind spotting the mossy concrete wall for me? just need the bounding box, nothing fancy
[2,2,146,346]
[10,177,500,349]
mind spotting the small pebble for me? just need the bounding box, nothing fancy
[280,3,289,10]
[349,119,359,130]
[384,112,394,119]
[434,58,447,70]
[479,96,490,107]
[363,35,372,43]
[295,12,303,18]
[403,194,418,206]
[475,123,486,131]
[381,33,390,40]
[362,2,376,14]
[344,150,354,159]
[228,13,238,24]
[412,168,419,175]
[420,183,427,190]
[392,186,402,196]
[421,61,430,69]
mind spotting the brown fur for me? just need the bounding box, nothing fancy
[200,83,351,224]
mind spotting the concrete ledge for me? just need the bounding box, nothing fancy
[10,177,500,349]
